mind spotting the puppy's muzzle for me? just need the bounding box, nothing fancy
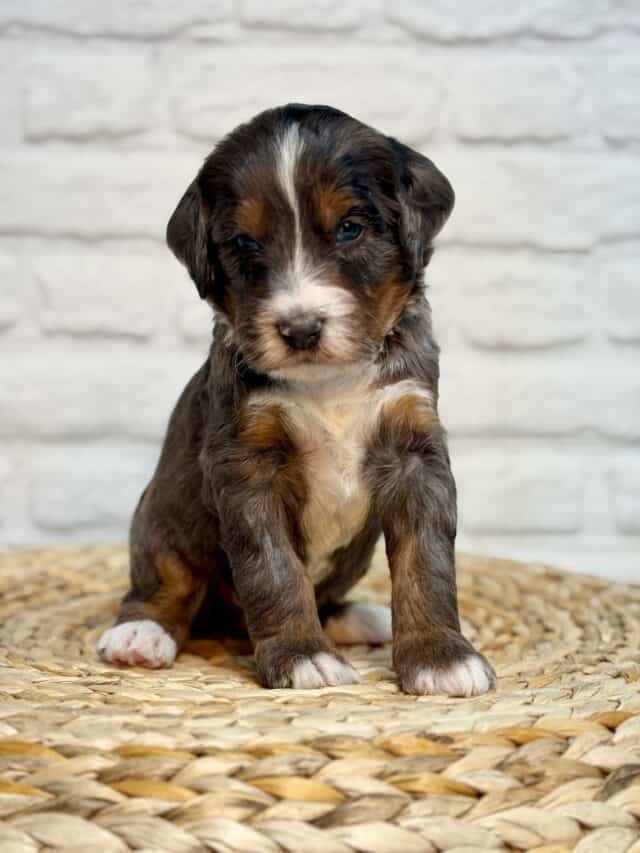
[277,313,324,351]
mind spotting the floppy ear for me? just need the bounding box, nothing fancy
[389,138,455,272]
[166,178,212,299]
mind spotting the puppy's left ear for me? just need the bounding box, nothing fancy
[166,178,213,300]
[389,138,455,272]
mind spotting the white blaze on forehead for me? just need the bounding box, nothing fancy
[274,123,351,317]
[276,123,309,292]
[277,123,304,234]
[272,124,344,316]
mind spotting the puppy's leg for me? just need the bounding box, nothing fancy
[316,515,390,645]
[206,404,359,689]
[98,550,207,668]
[225,531,358,688]
[368,392,496,697]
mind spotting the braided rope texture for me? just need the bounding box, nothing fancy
[0,545,639,852]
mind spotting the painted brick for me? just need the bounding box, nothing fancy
[602,246,640,344]
[34,244,174,339]
[441,353,586,436]
[170,257,216,347]
[240,0,368,30]
[0,348,201,441]
[25,45,154,141]
[440,148,640,250]
[388,0,620,41]
[3,148,639,251]
[525,2,619,39]
[178,292,215,348]
[597,369,640,441]
[169,45,441,145]
[619,0,640,33]
[30,445,158,531]
[0,454,12,529]
[0,41,25,146]
[0,151,195,239]
[455,451,584,534]
[450,58,585,141]
[455,534,640,583]
[440,353,640,439]
[0,1,232,37]
[609,464,640,534]
[0,250,27,332]
[590,57,640,142]
[429,248,589,349]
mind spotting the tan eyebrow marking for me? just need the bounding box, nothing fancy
[234,196,267,238]
[312,181,358,233]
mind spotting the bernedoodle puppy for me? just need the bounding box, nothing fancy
[98,104,496,697]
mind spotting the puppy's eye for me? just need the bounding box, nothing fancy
[234,234,260,252]
[336,220,363,243]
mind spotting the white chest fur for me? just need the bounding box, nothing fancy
[248,371,434,584]
[248,369,373,583]
[298,385,374,583]
[286,371,375,583]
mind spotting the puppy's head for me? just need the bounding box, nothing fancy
[168,104,453,380]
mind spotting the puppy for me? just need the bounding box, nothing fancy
[98,104,496,697]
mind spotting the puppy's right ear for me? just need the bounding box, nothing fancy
[166,178,212,299]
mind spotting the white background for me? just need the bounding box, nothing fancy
[0,1,639,580]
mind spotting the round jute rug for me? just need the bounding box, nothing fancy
[0,546,639,853]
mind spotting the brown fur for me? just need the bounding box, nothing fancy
[117,552,207,647]
[380,392,439,437]
[312,182,358,233]
[101,104,496,695]
[234,197,267,239]
[240,403,291,451]
[373,276,413,335]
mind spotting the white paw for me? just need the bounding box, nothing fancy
[411,655,496,698]
[324,603,392,645]
[291,652,359,689]
[97,619,177,668]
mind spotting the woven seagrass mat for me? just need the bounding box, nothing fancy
[0,546,639,852]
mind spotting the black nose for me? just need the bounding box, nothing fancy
[277,315,324,350]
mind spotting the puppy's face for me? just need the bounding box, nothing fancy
[168,104,454,379]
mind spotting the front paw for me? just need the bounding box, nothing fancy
[255,638,359,689]
[97,619,177,668]
[395,632,496,697]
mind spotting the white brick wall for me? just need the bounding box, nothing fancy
[1,1,638,581]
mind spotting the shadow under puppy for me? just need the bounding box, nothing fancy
[98,104,496,697]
